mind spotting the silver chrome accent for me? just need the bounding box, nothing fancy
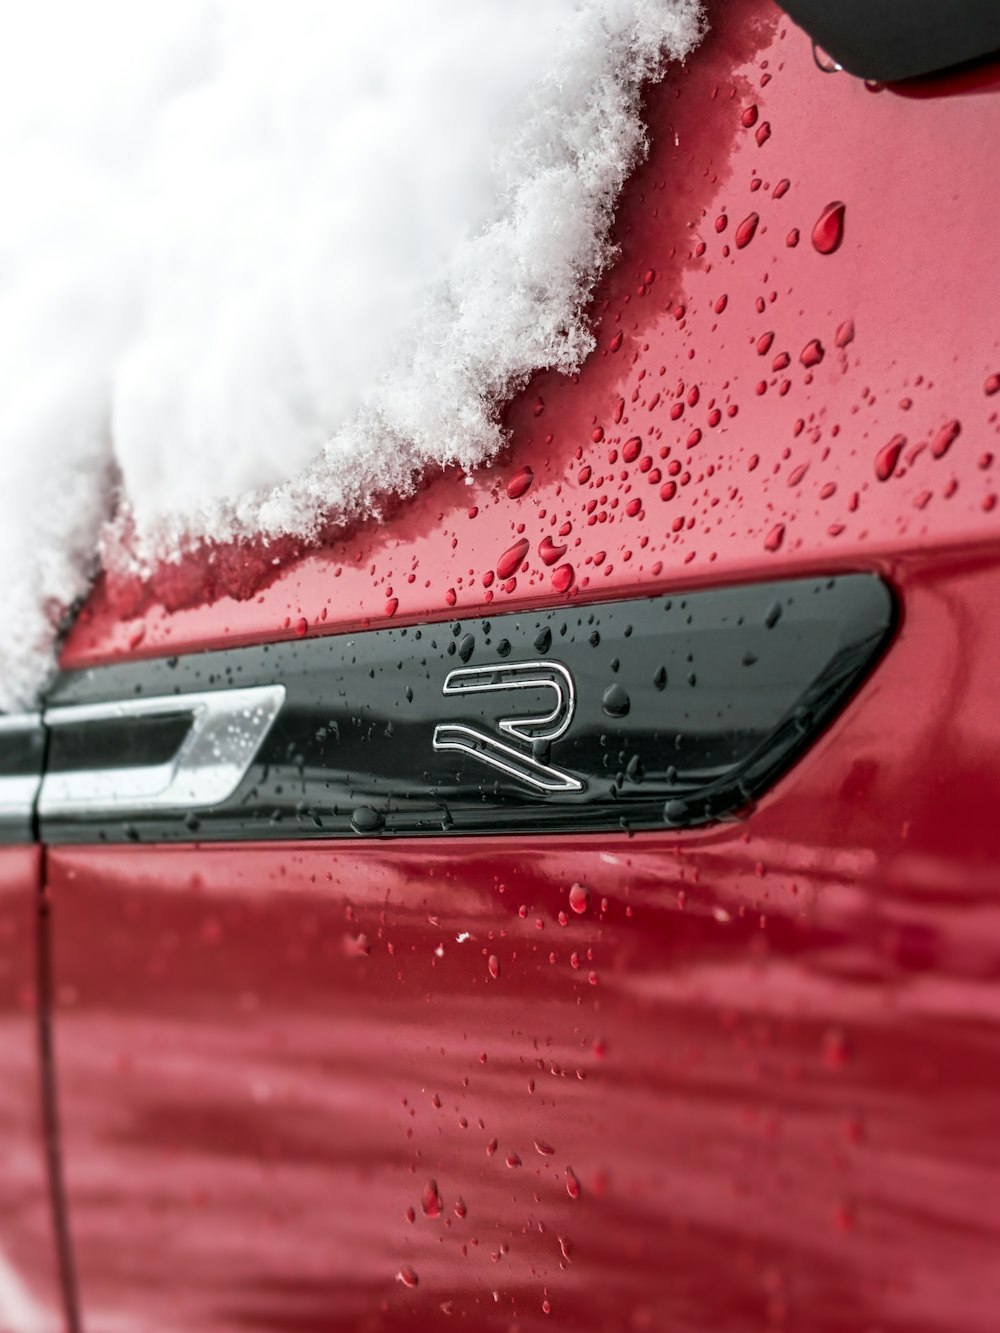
[0,714,42,823]
[39,685,285,817]
[432,660,584,794]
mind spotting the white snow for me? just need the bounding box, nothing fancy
[0,0,703,712]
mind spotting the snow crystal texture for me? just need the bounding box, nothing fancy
[0,0,703,712]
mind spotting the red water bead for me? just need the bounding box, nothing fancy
[591,426,604,443]
[496,538,529,580]
[294,617,308,637]
[660,481,677,501]
[756,331,774,355]
[764,523,785,552]
[565,1167,581,1199]
[538,536,567,566]
[552,564,575,593]
[487,954,500,979]
[715,213,728,232]
[622,436,642,463]
[568,883,589,914]
[811,201,846,255]
[384,597,398,617]
[609,331,623,352]
[421,1180,443,1219]
[985,372,1000,395]
[755,121,771,147]
[741,105,759,127]
[835,319,855,348]
[397,1266,419,1288]
[931,419,961,459]
[800,339,825,368]
[506,466,534,499]
[875,434,906,481]
[735,213,759,248]
[625,498,642,517]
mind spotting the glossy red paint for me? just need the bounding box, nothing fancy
[46,0,1000,1329]
[0,846,64,1333]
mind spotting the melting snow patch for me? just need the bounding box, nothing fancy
[0,0,703,711]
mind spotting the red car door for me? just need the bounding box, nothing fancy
[34,1,1000,1329]
[0,723,69,1333]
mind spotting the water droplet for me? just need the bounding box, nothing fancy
[601,683,630,717]
[497,538,530,580]
[565,1167,581,1199]
[764,523,786,552]
[454,1197,467,1219]
[568,883,589,915]
[421,1180,443,1219]
[741,105,759,127]
[534,626,552,653]
[765,600,782,628]
[488,954,500,979]
[800,339,825,368]
[507,467,534,499]
[757,331,774,355]
[458,633,475,663]
[835,319,855,348]
[755,121,771,147]
[506,1151,521,1168]
[552,564,575,593]
[811,201,845,254]
[350,806,384,834]
[735,213,759,248]
[622,436,642,463]
[294,617,308,637]
[931,419,961,459]
[985,372,1000,396]
[396,1265,419,1288]
[786,228,800,247]
[538,536,567,566]
[875,434,906,481]
[823,1027,850,1069]
[534,1139,555,1156]
[654,666,667,690]
[384,597,398,617]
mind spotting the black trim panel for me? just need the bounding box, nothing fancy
[779,0,1000,83]
[0,717,45,845]
[39,575,894,843]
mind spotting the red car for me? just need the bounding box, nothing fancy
[3,1,1000,1328]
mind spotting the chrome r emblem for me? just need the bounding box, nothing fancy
[432,660,584,793]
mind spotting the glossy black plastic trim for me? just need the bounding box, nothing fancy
[0,715,45,844]
[778,0,1000,83]
[38,575,894,843]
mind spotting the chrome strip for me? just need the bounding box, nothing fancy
[0,714,42,823]
[39,685,285,817]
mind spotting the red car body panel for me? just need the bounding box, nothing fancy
[34,0,1000,1328]
[0,846,64,1333]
